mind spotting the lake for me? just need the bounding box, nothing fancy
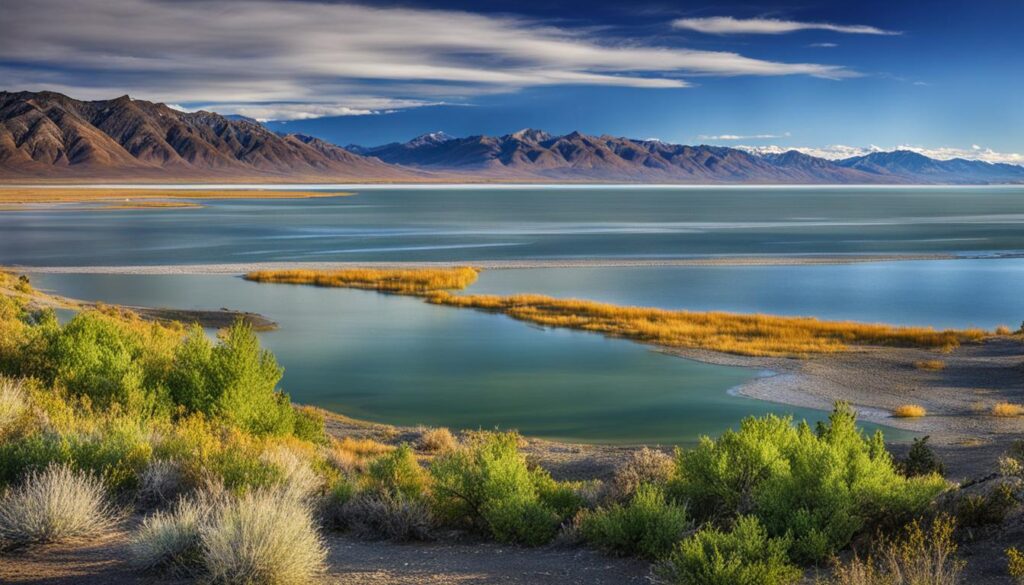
[8,185,1024,443]
[4,185,1024,265]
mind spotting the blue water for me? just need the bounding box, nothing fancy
[3,186,1024,265]
[9,185,1023,444]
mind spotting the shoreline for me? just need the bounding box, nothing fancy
[12,252,1016,274]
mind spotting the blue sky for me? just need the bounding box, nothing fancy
[2,0,1022,162]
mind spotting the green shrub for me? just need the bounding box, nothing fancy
[366,444,428,499]
[42,312,171,414]
[168,322,294,436]
[429,432,564,546]
[1009,547,1024,584]
[898,436,944,477]
[579,483,689,558]
[954,482,1019,529]
[670,403,947,563]
[0,418,152,493]
[292,407,327,445]
[656,516,800,585]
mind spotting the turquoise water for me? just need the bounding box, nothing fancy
[10,185,1023,444]
[3,186,1024,265]
[29,273,911,445]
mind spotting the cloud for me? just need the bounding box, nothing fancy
[699,132,790,140]
[205,99,445,122]
[809,43,839,48]
[673,16,900,36]
[0,0,859,120]
[738,144,1024,165]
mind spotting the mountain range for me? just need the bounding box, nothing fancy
[2,91,1022,184]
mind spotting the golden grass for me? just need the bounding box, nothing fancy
[0,188,352,206]
[245,268,989,358]
[245,267,479,295]
[892,404,927,418]
[995,325,1013,335]
[992,402,1024,417]
[914,360,947,371]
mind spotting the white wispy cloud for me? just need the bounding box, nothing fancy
[809,43,839,48]
[0,0,859,120]
[699,132,790,140]
[738,144,1024,165]
[205,100,445,122]
[673,16,900,36]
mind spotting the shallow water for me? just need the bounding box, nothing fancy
[3,186,1024,265]
[31,272,914,444]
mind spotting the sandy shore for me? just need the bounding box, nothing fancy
[15,253,1018,275]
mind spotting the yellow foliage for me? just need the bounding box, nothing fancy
[245,267,988,358]
[892,404,927,418]
[992,402,1024,417]
[244,267,479,295]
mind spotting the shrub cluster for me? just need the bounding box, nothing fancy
[669,403,946,564]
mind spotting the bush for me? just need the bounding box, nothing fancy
[603,447,674,503]
[993,402,1024,417]
[342,491,434,541]
[579,483,689,558]
[0,463,118,547]
[897,436,944,477]
[200,487,327,585]
[824,516,964,585]
[42,312,175,414]
[954,482,1019,529]
[669,404,947,563]
[1009,547,1024,584]
[167,322,295,436]
[129,497,207,574]
[0,377,26,431]
[417,427,457,452]
[366,444,428,499]
[292,407,327,444]
[656,516,800,585]
[430,432,566,546]
[892,404,926,418]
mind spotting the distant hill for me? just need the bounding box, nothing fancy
[0,91,416,180]
[2,90,1022,184]
[835,151,1024,184]
[355,130,1024,184]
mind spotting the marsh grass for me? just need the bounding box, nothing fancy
[244,267,479,294]
[992,402,1024,417]
[244,268,987,357]
[892,404,927,418]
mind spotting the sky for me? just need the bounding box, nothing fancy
[1,0,1022,162]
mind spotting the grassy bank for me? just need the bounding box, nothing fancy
[2,270,1022,584]
[244,267,987,357]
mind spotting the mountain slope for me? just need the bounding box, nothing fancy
[836,151,1024,184]
[357,130,893,183]
[0,91,415,180]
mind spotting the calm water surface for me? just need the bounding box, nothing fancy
[30,273,911,444]
[3,186,1024,265]
[10,186,1022,443]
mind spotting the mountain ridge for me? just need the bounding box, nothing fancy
[2,91,1022,184]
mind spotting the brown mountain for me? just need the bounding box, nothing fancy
[354,129,898,183]
[0,91,416,180]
